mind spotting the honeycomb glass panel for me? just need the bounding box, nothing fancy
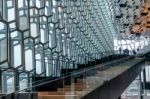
[24,39,34,71]
[11,31,22,68]
[0,0,124,93]
[1,0,13,21]
[45,57,49,76]
[56,29,63,52]
[19,16,28,30]
[9,22,16,32]
[36,53,42,74]
[19,73,28,90]
[18,0,29,30]
[0,22,7,64]
[35,0,44,8]
[23,30,30,38]
[35,44,44,74]
[30,8,39,37]
[49,23,56,48]
[40,16,49,43]
[2,71,15,93]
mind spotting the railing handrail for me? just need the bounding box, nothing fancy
[0,54,134,98]
[13,52,121,88]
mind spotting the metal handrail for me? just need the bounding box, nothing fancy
[0,54,134,98]
[28,51,121,85]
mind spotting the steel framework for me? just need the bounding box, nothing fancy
[0,0,125,93]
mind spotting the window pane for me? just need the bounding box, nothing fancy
[0,22,7,63]
[2,71,15,93]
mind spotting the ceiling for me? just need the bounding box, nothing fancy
[115,0,150,38]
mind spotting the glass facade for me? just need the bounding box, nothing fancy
[0,0,147,94]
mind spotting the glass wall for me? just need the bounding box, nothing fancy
[0,0,120,93]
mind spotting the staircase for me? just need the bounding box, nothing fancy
[37,65,127,99]
[38,79,85,99]
[0,54,137,99]
[37,57,145,99]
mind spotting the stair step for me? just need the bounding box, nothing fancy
[63,87,85,91]
[38,95,79,99]
[64,85,85,88]
[38,92,50,95]
[76,79,84,83]
[57,87,84,91]
[38,91,75,95]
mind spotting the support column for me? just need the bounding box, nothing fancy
[143,68,146,91]
[14,70,19,91]
[139,74,143,99]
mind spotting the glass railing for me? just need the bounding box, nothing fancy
[26,51,126,90]
[0,52,142,99]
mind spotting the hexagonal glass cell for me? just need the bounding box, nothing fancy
[23,30,30,38]
[25,50,33,71]
[35,0,44,8]
[2,71,15,94]
[18,0,24,8]
[10,31,22,68]
[45,57,49,76]
[44,49,53,76]
[30,8,40,38]
[62,34,67,56]
[49,23,56,48]
[45,0,53,16]
[1,0,15,21]
[40,16,49,43]
[0,22,7,64]
[56,29,63,52]
[7,7,15,22]
[9,22,16,32]
[17,0,29,30]
[35,44,44,74]
[35,53,42,74]
[19,16,29,30]
[19,73,28,90]
[30,23,38,37]
[24,39,34,71]
[51,52,59,76]
[51,7,59,23]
